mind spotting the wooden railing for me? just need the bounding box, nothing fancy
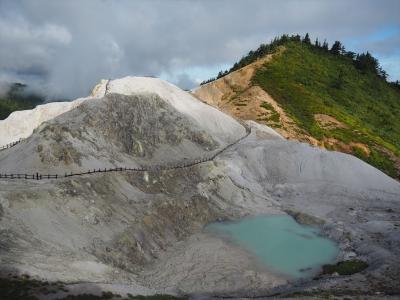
[0,123,251,181]
[0,139,23,151]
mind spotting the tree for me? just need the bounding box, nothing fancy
[303,33,311,44]
[354,52,378,73]
[353,51,387,79]
[378,67,388,80]
[322,39,329,51]
[280,34,289,43]
[330,41,343,55]
[217,70,229,79]
[344,51,356,60]
[388,80,400,90]
[200,77,216,85]
[340,45,346,55]
[293,34,301,42]
[314,38,320,48]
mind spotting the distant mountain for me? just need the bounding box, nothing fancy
[0,83,45,120]
[194,34,400,179]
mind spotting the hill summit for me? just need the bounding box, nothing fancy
[194,34,400,179]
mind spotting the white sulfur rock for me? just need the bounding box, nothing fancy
[0,76,245,147]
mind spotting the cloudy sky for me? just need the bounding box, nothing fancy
[0,0,399,99]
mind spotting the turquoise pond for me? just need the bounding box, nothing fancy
[206,215,338,279]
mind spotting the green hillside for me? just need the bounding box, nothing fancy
[209,35,400,179]
[0,83,44,120]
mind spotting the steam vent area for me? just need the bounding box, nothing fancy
[0,76,399,299]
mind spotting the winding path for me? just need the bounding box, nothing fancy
[1,78,251,180]
[0,122,251,181]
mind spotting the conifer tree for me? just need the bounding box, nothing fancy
[330,41,342,55]
[293,34,301,42]
[322,39,329,51]
[345,51,356,60]
[354,52,381,76]
[303,33,311,44]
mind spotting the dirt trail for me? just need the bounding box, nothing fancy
[0,121,251,182]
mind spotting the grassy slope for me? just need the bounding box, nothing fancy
[253,42,400,178]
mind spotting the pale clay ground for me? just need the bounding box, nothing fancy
[0,77,399,299]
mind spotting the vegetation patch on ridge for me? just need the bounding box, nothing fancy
[259,102,280,123]
[250,36,400,178]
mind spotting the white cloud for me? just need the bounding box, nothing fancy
[0,0,398,99]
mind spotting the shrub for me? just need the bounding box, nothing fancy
[322,260,368,275]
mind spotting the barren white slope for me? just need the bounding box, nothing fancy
[106,77,246,144]
[0,77,115,148]
[0,77,245,148]
[0,98,89,148]
[0,79,111,148]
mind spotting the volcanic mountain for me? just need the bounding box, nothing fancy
[0,77,399,298]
